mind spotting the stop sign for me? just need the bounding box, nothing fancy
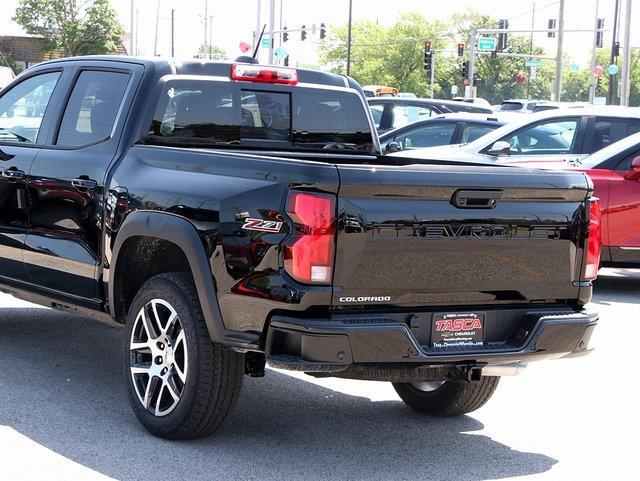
[515,73,527,85]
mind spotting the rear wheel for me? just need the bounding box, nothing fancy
[124,272,244,439]
[392,377,499,416]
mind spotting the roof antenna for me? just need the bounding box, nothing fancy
[236,24,265,64]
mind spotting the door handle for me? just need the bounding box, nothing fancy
[71,177,98,191]
[2,168,25,180]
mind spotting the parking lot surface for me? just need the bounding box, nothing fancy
[0,268,638,481]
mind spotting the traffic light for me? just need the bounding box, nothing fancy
[283,26,288,43]
[613,41,620,57]
[596,19,604,48]
[301,25,307,41]
[284,55,289,66]
[548,19,556,38]
[320,23,326,40]
[424,41,432,74]
[491,49,497,58]
[498,19,508,51]
[462,61,469,80]
[457,43,464,57]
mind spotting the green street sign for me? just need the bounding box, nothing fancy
[261,37,270,48]
[477,37,497,51]
[525,59,542,67]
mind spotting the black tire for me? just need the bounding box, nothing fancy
[124,272,244,439]
[392,377,499,416]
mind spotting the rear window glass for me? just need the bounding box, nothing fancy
[147,79,374,153]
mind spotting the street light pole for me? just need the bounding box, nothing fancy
[129,0,134,56]
[346,0,353,76]
[589,0,600,103]
[553,0,565,101]
[620,0,633,106]
[608,0,621,104]
[204,0,208,53]
[268,0,275,64]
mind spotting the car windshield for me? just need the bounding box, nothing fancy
[499,102,524,111]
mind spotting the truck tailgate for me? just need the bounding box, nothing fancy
[332,163,590,308]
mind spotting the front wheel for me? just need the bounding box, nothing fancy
[124,272,244,439]
[392,377,499,416]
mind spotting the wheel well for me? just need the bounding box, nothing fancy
[113,236,192,323]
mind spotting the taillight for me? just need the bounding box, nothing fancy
[231,64,298,85]
[582,198,601,281]
[284,191,335,284]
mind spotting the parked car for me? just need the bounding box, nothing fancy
[362,85,398,97]
[379,114,506,153]
[452,96,492,108]
[393,107,640,165]
[498,132,640,268]
[369,97,494,133]
[0,56,599,440]
[496,99,589,114]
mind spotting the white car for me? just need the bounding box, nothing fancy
[0,66,16,90]
[392,106,640,165]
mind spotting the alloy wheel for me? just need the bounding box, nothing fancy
[129,299,188,417]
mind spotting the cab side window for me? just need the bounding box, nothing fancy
[590,117,640,154]
[497,118,580,155]
[56,70,130,147]
[0,72,61,144]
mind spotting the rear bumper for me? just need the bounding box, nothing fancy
[265,309,598,380]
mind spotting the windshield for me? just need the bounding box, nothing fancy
[147,79,375,154]
[499,102,524,111]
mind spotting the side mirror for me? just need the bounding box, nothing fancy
[487,140,512,156]
[385,141,402,154]
[624,156,640,181]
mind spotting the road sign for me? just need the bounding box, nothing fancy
[525,59,542,68]
[274,47,287,59]
[477,37,497,52]
[530,65,537,80]
[261,37,270,48]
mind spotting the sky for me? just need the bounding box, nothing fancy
[1,0,638,67]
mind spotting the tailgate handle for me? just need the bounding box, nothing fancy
[452,189,502,209]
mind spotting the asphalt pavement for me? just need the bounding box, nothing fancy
[0,268,638,481]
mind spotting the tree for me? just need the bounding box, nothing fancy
[197,44,227,60]
[318,13,449,97]
[0,53,23,74]
[14,0,125,57]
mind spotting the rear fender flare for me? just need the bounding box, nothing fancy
[109,210,256,349]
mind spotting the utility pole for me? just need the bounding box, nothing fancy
[204,0,208,53]
[608,0,621,104]
[129,0,134,56]
[268,0,275,64]
[430,53,435,99]
[209,16,213,58]
[153,0,161,57]
[468,27,476,96]
[553,0,565,101]
[527,1,536,99]
[346,0,353,76]
[620,0,633,106]
[171,9,175,57]
[254,0,262,52]
[589,0,601,103]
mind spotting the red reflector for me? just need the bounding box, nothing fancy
[583,198,601,281]
[231,64,298,85]
[284,192,335,284]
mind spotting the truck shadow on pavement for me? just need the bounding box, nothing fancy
[593,268,640,305]
[0,308,557,481]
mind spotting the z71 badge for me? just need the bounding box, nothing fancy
[241,218,283,233]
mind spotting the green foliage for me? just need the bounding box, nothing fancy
[0,53,23,74]
[198,44,228,60]
[318,9,640,105]
[14,0,125,57]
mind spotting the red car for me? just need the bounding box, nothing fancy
[503,131,640,267]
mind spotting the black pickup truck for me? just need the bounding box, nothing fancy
[0,57,599,439]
